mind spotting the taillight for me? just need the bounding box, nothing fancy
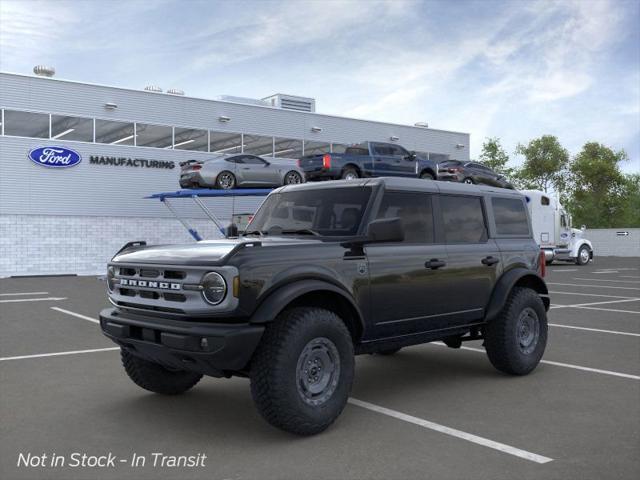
[539,250,546,277]
[297,159,301,167]
[192,165,202,171]
[322,154,331,169]
[448,167,460,173]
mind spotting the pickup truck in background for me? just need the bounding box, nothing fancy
[298,141,438,181]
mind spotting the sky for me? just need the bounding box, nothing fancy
[1,0,638,172]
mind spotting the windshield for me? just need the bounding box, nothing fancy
[246,187,372,237]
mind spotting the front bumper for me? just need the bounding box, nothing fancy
[100,307,264,376]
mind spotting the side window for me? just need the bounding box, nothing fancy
[372,144,392,156]
[388,145,409,157]
[541,196,550,206]
[242,155,266,165]
[492,197,530,236]
[226,156,243,164]
[375,192,434,243]
[441,195,487,243]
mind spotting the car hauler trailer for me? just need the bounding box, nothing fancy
[522,190,593,265]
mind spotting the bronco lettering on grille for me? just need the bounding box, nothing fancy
[120,279,181,290]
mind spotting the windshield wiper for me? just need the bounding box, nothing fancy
[280,229,321,236]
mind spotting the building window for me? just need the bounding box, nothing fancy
[304,140,331,156]
[51,114,94,142]
[440,195,488,244]
[210,131,243,154]
[135,123,173,148]
[95,119,135,145]
[243,134,274,156]
[273,137,303,159]
[3,110,49,138]
[173,127,208,151]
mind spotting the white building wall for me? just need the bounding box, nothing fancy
[587,228,640,258]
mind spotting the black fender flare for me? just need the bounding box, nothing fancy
[249,279,365,332]
[419,167,437,178]
[484,268,549,322]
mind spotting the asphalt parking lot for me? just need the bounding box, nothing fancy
[1,257,639,480]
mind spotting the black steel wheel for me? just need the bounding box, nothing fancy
[484,287,548,375]
[216,171,236,189]
[250,307,354,435]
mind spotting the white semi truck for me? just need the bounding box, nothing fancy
[522,190,594,265]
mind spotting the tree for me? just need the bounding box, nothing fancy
[566,142,630,228]
[515,135,569,193]
[479,137,512,174]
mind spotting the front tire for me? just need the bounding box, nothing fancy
[121,349,202,395]
[463,177,474,184]
[250,307,354,435]
[484,287,547,376]
[420,171,435,180]
[576,245,590,265]
[216,171,236,189]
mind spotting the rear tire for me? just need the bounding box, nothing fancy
[576,245,590,265]
[284,170,303,185]
[341,167,359,180]
[250,307,354,435]
[484,287,547,376]
[216,171,236,189]
[463,177,474,184]
[121,349,202,395]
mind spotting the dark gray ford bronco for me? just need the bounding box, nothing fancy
[100,178,549,435]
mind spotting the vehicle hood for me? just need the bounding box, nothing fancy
[112,237,324,265]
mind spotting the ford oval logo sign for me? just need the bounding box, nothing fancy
[28,146,82,168]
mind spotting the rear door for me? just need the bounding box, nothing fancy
[365,189,451,339]
[371,143,395,177]
[438,194,501,323]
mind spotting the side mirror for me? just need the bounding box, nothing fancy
[406,151,417,160]
[366,217,404,243]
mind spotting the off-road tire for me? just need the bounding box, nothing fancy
[341,167,359,180]
[250,307,354,435]
[121,349,202,395]
[576,245,590,265]
[420,171,435,180]
[377,347,402,355]
[484,287,547,376]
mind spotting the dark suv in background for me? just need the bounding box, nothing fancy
[100,178,548,435]
[438,160,514,189]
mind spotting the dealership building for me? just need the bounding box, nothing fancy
[0,69,470,277]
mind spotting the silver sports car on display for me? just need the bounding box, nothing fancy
[179,154,305,189]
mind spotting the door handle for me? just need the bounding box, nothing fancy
[241,167,250,170]
[425,259,446,269]
[481,256,500,266]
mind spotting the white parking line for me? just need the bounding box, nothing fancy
[0,291,49,296]
[0,347,119,362]
[549,323,640,337]
[348,398,553,464]
[51,307,99,324]
[0,297,67,303]
[621,276,640,279]
[573,278,640,284]
[547,282,640,291]
[431,343,640,380]
[572,306,640,315]
[550,298,640,309]
[593,271,619,274]
[550,269,578,272]
[549,291,636,299]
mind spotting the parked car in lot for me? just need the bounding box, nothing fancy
[100,178,549,436]
[179,154,305,189]
[438,160,514,189]
[298,141,438,181]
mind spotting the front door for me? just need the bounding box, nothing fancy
[365,189,452,339]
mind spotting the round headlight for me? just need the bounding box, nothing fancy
[106,266,116,293]
[201,272,227,305]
